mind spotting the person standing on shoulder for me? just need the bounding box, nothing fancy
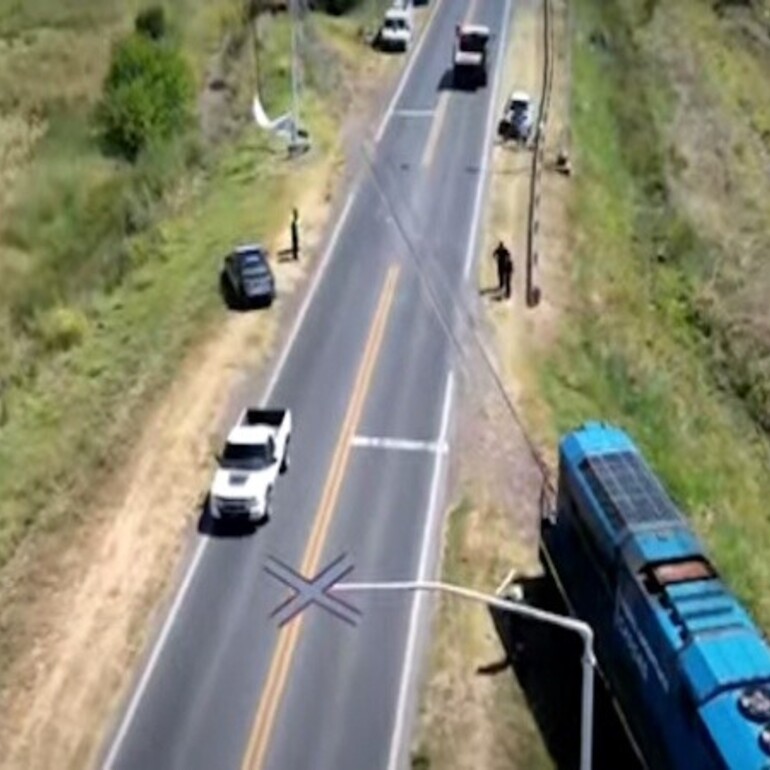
[290,208,300,261]
[502,247,514,300]
[493,240,511,295]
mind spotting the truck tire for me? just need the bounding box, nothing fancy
[261,487,273,524]
[280,440,290,474]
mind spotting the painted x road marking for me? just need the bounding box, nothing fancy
[265,553,362,628]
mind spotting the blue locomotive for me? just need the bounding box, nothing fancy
[541,421,770,770]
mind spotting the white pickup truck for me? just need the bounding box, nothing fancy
[209,408,291,523]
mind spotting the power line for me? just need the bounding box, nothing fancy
[359,143,556,499]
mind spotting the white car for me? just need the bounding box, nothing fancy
[498,90,536,143]
[209,408,291,523]
[379,8,412,51]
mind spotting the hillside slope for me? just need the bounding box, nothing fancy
[538,0,770,628]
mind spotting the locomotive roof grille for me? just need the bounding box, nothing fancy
[579,450,682,534]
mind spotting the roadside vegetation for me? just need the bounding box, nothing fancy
[535,0,770,628]
[98,15,193,161]
[0,0,409,764]
[0,0,362,675]
[412,501,552,770]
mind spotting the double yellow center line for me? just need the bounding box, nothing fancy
[241,264,401,770]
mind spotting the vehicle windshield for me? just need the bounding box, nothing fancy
[459,34,486,53]
[221,442,273,470]
[511,100,529,115]
[384,18,407,31]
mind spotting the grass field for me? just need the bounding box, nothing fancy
[536,0,770,628]
[0,2,340,574]
[412,501,552,770]
[0,5,395,763]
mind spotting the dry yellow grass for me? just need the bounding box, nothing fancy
[0,152,338,770]
[412,3,564,767]
[413,499,550,770]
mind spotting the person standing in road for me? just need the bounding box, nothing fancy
[291,208,300,261]
[493,240,511,295]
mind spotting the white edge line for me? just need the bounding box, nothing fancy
[104,0,446,760]
[101,185,358,770]
[462,0,513,281]
[374,0,443,144]
[386,370,455,770]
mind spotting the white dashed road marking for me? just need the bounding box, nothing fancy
[351,435,448,454]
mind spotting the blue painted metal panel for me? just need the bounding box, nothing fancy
[683,633,770,704]
[624,528,702,568]
[701,690,770,769]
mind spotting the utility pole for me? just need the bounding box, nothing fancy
[288,0,310,155]
[290,0,299,147]
[249,0,263,99]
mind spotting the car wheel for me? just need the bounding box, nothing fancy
[220,271,236,308]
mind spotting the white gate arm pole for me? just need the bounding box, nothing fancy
[332,580,595,770]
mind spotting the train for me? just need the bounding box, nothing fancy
[540,421,770,770]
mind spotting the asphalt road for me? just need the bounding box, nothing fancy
[100,1,513,768]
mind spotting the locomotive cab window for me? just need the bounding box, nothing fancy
[641,558,716,594]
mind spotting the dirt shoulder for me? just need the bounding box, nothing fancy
[0,10,419,769]
[412,0,574,765]
[476,0,569,457]
[0,147,332,770]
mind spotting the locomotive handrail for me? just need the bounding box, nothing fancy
[332,579,596,770]
[539,478,557,522]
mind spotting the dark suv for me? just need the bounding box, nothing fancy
[222,244,276,308]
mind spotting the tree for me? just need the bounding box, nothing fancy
[99,34,193,161]
[135,6,168,40]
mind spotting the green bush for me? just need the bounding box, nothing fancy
[98,34,193,162]
[36,306,89,352]
[135,6,167,40]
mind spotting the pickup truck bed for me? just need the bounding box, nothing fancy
[240,408,286,428]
